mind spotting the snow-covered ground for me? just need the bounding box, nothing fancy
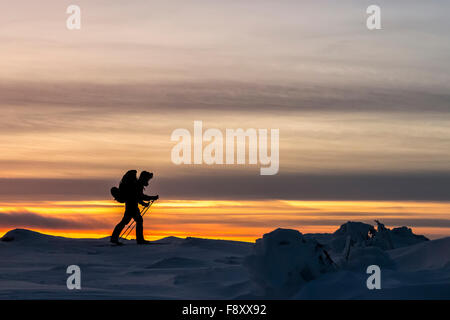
[1,223,449,299]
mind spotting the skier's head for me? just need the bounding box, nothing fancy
[139,171,153,186]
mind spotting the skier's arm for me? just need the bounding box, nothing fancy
[139,199,147,206]
[142,194,158,201]
[140,194,159,203]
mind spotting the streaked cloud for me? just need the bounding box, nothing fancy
[1,80,450,114]
[1,173,449,201]
[0,210,110,229]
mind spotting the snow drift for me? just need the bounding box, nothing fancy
[244,228,335,298]
[330,220,429,253]
[1,221,449,300]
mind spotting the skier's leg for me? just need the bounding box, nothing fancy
[111,215,132,242]
[134,214,145,243]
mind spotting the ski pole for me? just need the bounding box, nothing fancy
[122,203,151,240]
[120,200,154,240]
[120,201,151,240]
[122,202,152,240]
[119,210,141,241]
[119,203,150,241]
[125,200,154,239]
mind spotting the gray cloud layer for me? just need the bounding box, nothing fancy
[0,211,110,229]
[1,172,449,201]
[1,80,449,114]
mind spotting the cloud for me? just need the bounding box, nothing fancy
[1,172,449,201]
[146,216,450,229]
[0,211,111,230]
[155,172,450,201]
[0,178,114,200]
[1,80,450,116]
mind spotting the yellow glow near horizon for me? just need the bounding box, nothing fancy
[1,200,450,242]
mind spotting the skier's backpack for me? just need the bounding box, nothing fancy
[111,170,137,203]
[111,186,125,203]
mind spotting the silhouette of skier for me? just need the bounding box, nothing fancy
[111,170,159,245]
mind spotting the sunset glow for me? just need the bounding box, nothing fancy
[1,200,449,242]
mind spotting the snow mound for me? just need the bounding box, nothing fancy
[330,221,428,254]
[345,246,395,270]
[244,228,335,298]
[157,236,184,244]
[389,236,450,271]
[389,226,429,248]
[331,221,375,252]
[147,257,206,269]
[294,237,450,299]
[180,237,251,254]
[1,228,63,243]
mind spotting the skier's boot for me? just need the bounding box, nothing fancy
[137,239,152,245]
[110,238,124,246]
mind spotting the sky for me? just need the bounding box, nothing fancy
[1,0,449,240]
